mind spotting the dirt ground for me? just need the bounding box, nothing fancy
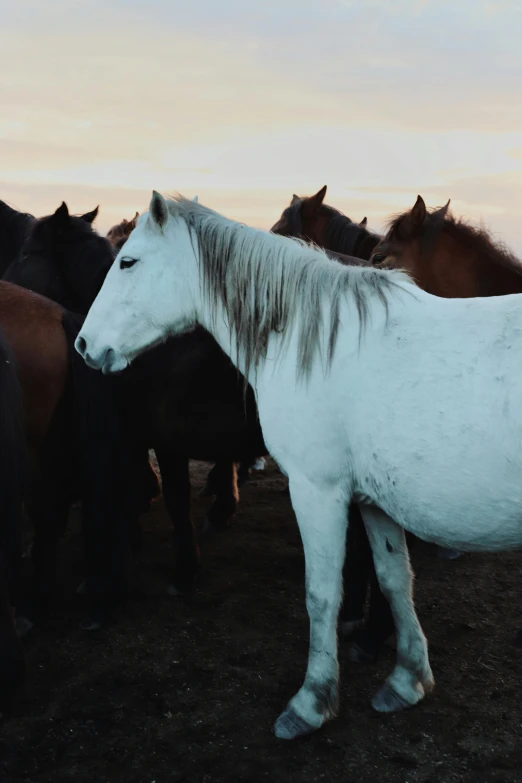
[2,458,522,783]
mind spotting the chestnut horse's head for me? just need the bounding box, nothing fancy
[370,195,522,298]
[106,212,139,252]
[271,186,378,261]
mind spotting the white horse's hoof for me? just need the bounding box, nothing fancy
[371,681,423,713]
[273,707,320,740]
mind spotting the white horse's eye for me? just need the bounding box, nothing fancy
[120,257,138,270]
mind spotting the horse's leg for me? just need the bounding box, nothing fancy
[237,456,266,488]
[347,567,396,663]
[340,503,372,635]
[359,505,434,712]
[205,460,239,532]
[200,462,220,498]
[136,452,161,515]
[274,476,348,740]
[0,560,25,714]
[19,483,70,634]
[154,448,200,594]
[348,534,421,663]
[128,449,160,553]
[237,460,251,488]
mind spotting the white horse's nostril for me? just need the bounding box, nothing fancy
[76,335,87,355]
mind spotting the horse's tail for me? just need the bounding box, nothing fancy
[0,328,26,603]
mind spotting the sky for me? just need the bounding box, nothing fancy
[1,0,522,249]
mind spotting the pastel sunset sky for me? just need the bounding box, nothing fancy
[2,0,522,248]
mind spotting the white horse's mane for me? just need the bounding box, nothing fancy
[165,195,412,380]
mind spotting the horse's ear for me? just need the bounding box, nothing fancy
[81,206,99,224]
[53,202,70,223]
[150,190,168,229]
[291,194,300,205]
[192,195,199,203]
[399,195,427,237]
[411,195,427,224]
[308,185,327,211]
[359,216,368,228]
[434,199,451,220]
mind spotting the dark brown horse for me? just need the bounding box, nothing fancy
[371,195,522,297]
[271,185,379,260]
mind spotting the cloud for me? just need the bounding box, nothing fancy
[0,1,521,249]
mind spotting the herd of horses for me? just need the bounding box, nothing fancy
[0,185,521,738]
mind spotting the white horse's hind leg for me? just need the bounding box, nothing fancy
[359,505,434,712]
[274,476,349,740]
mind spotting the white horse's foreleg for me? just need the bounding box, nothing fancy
[359,505,434,712]
[274,476,349,740]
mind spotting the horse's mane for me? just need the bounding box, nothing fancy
[165,196,411,381]
[324,211,380,259]
[281,200,380,259]
[387,207,522,277]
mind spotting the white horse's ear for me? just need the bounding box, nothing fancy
[150,190,168,229]
[192,195,199,203]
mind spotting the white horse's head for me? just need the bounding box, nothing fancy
[75,191,198,374]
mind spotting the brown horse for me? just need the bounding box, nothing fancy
[0,282,69,712]
[371,195,522,296]
[271,185,379,260]
[5,278,144,618]
[106,212,139,252]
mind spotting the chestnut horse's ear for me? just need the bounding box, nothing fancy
[400,195,427,237]
[359,216,368,228]
[150,190,168,229]
[411,195,427,223]
[80,206,99,224]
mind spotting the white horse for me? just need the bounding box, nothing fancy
[76,191,522,740]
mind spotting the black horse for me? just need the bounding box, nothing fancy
[0,327,26,712]
[5,202,267,596]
